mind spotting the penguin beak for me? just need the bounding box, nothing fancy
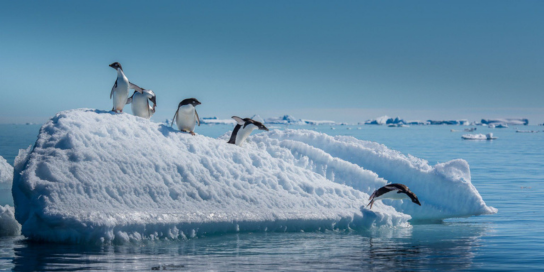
[261,126,269,131]
[109,63,115,69]
[414,199,421,206]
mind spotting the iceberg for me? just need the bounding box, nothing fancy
[199,117,236,125]
[406,120,429,125]
[264,115,335,126]
[0,156,12,190]
[12,109,495,244]
[462,133,497,140]
[427,119,469,125]
[481,118,528,126]
[364,116,405,125]
[0,156,21,236]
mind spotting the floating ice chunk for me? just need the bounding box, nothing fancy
[0,156,12,190]
[462,133,497,140]
[0,205,21,236]
[13,109,411,244]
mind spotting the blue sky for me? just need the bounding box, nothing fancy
[1,1,543,124]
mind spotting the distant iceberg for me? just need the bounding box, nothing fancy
[481,118,528,126]
[364,116,405,125]
[406,120,429,125]
[12,109,496,244]
[199,117,236,125]
[427,119,470,125]
[265,115,335,125]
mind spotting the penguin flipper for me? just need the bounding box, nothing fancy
[129,82,144,93]
[171,108,179,127]
[110,80,117,99]
[232,116,245,125]
[195,109,200,126]
[126,97,132,104]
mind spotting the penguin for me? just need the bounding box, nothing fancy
[126,89,157,119]
[109,62,144,113]
[367,183,421,209]
[227,116,269,146]
[171,98,201,135]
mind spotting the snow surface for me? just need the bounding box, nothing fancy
[13,109,496,244]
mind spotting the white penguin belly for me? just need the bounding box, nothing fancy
[113,79,129,111]
[376,190,409,201]
[131,93,151,118]
[176,105,196,132]
[235,124,256,146]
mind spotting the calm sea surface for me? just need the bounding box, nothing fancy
[0,123,543,271]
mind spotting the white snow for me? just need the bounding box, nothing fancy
[12,109,496,244]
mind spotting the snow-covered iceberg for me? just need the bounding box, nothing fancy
[481,118,528,126]
[364,116,406,125]
[462,133,496,140]
[199,117,236,125]
[0,157,12,190]
[428,119,470,125]
[264,115,335,125]
[0,156,21,236]
[12,109,495,244]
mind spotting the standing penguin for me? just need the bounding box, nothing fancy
[171,98,201,135]
[109,62,144,113]
[227,116,269,146]
[126,89,157,119]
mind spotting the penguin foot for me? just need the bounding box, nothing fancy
[190,131,196,136]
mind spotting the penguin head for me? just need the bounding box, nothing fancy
[410,194,421,206]
[179,98,201,108]
[253,121,269,131]
[109,62,123,71]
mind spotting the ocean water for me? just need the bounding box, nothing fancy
[1,123,543,271]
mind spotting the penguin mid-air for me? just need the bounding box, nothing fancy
[109,62,144,113]
[367,183,421,209]
[227,116,269,146]
[171,98,201,135]
[126,89,157,119]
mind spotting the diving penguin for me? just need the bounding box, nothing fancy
[126,89,157,119]
[109,62,144,113]
[367,183,421,209]
[171,98,201,135]
[227,116,269,146]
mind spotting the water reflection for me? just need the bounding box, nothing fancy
[3,222,491,271]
